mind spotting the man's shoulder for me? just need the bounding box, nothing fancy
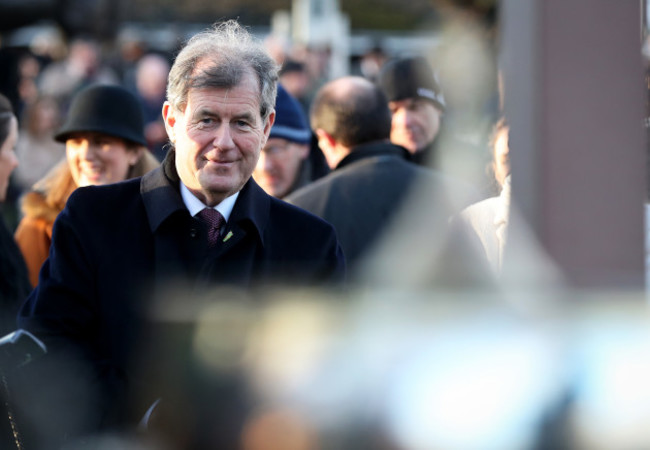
[288,154,422,201]
[70,176,140,199]
[268,195,333,231]
[285,172,334,204]
[257,193,344,283]
[337,145,426,183]
[286,167,365,218]
[65,177,144,219]
[263,196,342,263]
[237,177,333,233]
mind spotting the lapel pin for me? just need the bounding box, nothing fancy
[223,231,233,242]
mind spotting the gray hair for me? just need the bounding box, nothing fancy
[167,20,279,122]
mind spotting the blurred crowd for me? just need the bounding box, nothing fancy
[0,30,174,227]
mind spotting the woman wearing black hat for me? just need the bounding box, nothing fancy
[14,84,160,287]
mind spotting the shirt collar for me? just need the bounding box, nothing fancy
[180,182,239,222]
[141,151,270,246]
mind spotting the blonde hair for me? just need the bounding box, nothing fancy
[27,143,160,215]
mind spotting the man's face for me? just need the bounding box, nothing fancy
[388,97,442,154]
[163,71,275,206]
[253,137,309,198]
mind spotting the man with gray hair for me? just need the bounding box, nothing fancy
[16,20,344,448]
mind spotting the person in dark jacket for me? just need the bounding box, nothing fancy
[0,92,34,450]
[16,20,345,449]
[286,76,459,271]
[0,93,30,335]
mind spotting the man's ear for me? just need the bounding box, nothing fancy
[162,102,176,143]
[315,128,338,169]
[263,109,276,142]
[315,129,336,151]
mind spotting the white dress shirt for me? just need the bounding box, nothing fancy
[180,183,239,222]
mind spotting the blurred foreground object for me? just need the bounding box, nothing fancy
[0,329,46,371]
[137,286,650,450]
[0,329,46,450]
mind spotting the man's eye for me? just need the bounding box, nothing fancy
[236,120,250,128]
[413,100,428,111]
[200,118,214,125]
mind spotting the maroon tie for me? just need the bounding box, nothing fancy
[197,208,225,247]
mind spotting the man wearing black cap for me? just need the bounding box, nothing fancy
[377,56,446,166]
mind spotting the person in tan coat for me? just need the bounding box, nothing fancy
[15,84,159,286]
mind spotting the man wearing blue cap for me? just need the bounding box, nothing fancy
[253,84,322,198]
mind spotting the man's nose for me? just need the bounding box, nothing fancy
[213,124,235,149]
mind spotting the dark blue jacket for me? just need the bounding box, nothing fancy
[16,152,345,443]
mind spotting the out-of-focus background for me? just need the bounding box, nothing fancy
[4,1,650,449]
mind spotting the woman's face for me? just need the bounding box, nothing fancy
[0,116,19,202]
[66,132,139,187]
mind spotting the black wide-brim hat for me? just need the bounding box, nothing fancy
[55,84,147,146]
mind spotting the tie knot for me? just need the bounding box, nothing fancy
[197,208,225,229]
[197,208,225,247]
